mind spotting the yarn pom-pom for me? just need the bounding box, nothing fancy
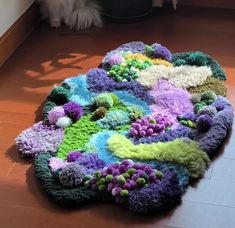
[56,116,72,129]
[63,101,83,121]
[194,102,207,113]
[48,106,65,124]
[196,114,213,133]
[127,106,144,121]
[59,163,85,187]
[201,90,217,105]
[212,99,225,111]
[94,107,107,119]
[197,105,217,117]
[107,54,125,67]
[109,93,119,105]
[49,157,69,173]
[94,93,114,109]
[174,59,187,66]
[188,52,207,66]
[76,153,105,173]
[149,43,172,61]
[67,151,82,162]
[48,86,71,103]
[191,94,202,104]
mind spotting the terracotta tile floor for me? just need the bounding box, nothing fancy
[0,5,235,228]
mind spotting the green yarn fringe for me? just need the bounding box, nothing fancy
[107,135,210,179]
[57,115,102,159]
[188,77,227,96]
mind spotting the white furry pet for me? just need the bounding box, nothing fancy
[37,0,103,30]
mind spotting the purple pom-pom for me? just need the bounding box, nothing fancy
[151,43,172,61]
[63,102,83,121]
[67,151,82,162]
[48,106,65,124]
[197,114,213,133]
[107,54,124,66]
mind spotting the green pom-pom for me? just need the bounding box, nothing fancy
[120,189,129,197]
[98,184,106,191]
[48,86,71,103]
[95,93,114,109]
[174,59,187,67]
[109,70,117,77]
[105,174,113,182]
[122,173,130,179]
[145,45,154,56]
[180,120,188,126]
[149,119,157,124]
[109,93,119,105]
[84,180,90,188]
[156,171,163,179]
[136,178,146,185]
[194,102,207,113]
[84,175,92,181]
[95,171,101,179]
[117,175,126,185]
[98,178,106,185]
[187,120,196,128]
[127,168,136,176]
[205,99,215,105]
[127,106,144,121]
[188,52,207,66]
[201,90,217,104]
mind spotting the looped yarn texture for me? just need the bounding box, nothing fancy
[16,41,233,214]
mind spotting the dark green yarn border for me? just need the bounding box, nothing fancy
[172,51,226,80]
[43,84,71,123]
[34,153,99,207]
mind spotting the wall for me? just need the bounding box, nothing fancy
[0,0,35,37]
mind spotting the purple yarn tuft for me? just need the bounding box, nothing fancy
[59,163,85,187]
[86,68,155,104]
[195,96,234,156]
[127,169,182,214]
[67,151,82,162]
[151,43,172,61]
[49,157,69,173]
[150,80,193,126]
[63,101,83,121]
[196,114,213,133]
[132,125,195,144]
[76,153,106,174]
[15,121,64,158]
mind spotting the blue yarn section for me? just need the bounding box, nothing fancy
[114,91,152,115]
[64,75,94,106]
[88,131,120,165]
[97,110,131,129]
[153,161,189,192]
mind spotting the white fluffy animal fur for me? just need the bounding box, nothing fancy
[37,0,103,30]
[137,65,212,89]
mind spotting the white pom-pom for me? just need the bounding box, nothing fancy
[56,116,72,129]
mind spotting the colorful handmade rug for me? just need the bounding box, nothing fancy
[16,42,234,214]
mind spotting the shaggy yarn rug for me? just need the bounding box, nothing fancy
[16,42,234,214]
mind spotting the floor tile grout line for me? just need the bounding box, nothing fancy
[184,199,235,210]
